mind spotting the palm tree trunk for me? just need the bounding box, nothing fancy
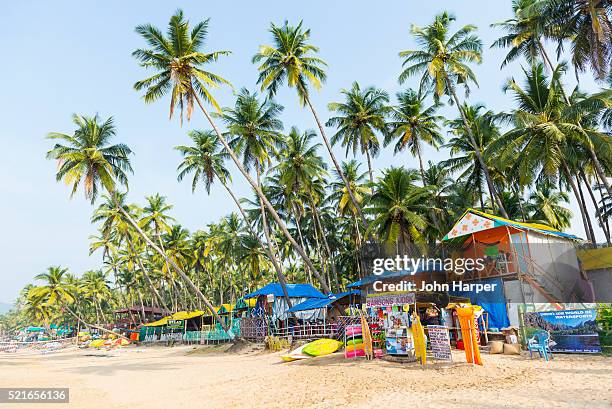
[64,304,128,340]
[365,147,375,186]
[581,169,611,244]
[255,165,295,310]
[218,178,295,310]
[561,162,595,243]
[595,172,612,242]
[126,237,170,312]
[193,94,331,294]
[310,196,339,292]
[576,173,597,242]
[585,143,612,197]
[110,193,230,332]
[447,81,509,218]
[303,93,370,229]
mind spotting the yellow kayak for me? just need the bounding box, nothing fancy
[302,339,342,357]
[89,339,105,348]
[280,345,311,362]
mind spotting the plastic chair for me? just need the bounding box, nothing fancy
[528,330,553,361]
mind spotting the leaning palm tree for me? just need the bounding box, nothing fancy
[29,266,123,338]
[175,130,296,305]
[442,104,503,212]
[46,114,228,329]
[134,10,330,294]
[252,21,369,228]
[398,12,509,217]
[385,89,444,181]
[326,82,390,184]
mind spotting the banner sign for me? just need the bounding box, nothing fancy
[366,291,415,308]
[427,325,452,361]
[167,320,184,330]
[523,309,601,353]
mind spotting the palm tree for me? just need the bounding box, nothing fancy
[326,82,390,184]
[81,270,112,325]
[175,130,296,304]
[29,266,122,338]
[385,89,444,181]
[491,0,553,69]
[252,21,369,228]
[541,0,612,80]
[272,127,338,288]
[526,185,573,230]
[367,167,430,248]
[398,12,509,217]
[46,114,225,329]
[134,11,330,294]
[442,104,503,212]
[495,63,602,241]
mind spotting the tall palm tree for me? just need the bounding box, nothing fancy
[541,0,612,80]
[367,167,430,247]
[46,114,226,329]
[442,104,503,211]
[326,82,390,184]
[495,63,602,241]
[252,21,369,228]
[385,89,444,181]
[491,0,553,69]
[134,11,329,294]
[81,270,112,325]
[175,130,296,304]
[398,12,509,217]
[273,128,338,288]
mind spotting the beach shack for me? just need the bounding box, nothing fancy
[240,283,327,340]
[441,209,594,328]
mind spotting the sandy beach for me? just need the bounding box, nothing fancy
[1,344,610,409]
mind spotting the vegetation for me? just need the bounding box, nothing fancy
[3,4,610,332]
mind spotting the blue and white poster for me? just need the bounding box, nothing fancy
[523,309,601,353]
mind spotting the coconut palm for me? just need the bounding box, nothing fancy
[45,114,225,326]
[367,167,430,247]
[526,185,573,230]
[442,104,503,211]
[175,131,296,304]
[398,12,509,217]
[385,89,444,181]
[495,63,601,241]
[252,21,369,228]
[541,0,612,80]
[81,270,112,325]
[135,11,329,294]
[29,266,121,338]
[326,82,390,184]
[491,0,553,69]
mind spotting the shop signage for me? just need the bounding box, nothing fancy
[366,291,415,308]
[427,325,452,361]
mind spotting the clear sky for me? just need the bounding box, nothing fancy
[0,1,605,304]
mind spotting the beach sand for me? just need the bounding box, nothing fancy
[1,344,610,409]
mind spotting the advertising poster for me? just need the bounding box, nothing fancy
[523,309,601,353]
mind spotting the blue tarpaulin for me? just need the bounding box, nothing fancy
[244,283,327,299]
[286,290,360,313]
[449,277,510,330]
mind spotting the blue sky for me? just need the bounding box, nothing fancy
[0,1,605,303]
